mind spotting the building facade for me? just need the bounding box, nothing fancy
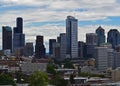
[13,17,25,52]
[2,26,12,52]
[49,39,56,55]
[107,29,120,48]
[96,26,105,46]
[35,35,45,59]
[66,16,78,58]
[86,33,97,58]
[24,42,34,57]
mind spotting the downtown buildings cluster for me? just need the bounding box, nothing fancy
[2,16,120,72]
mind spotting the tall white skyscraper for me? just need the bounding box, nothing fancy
[66,16,78,58]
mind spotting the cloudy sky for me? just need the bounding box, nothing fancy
[0,0,120,52]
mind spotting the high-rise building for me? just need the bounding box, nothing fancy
[78,41,85,58]
[24,42,34,57]
[13,17,25,52]
[86,33,97,45]
[66,16,78,58]
[13,33,25,48]
[86,33,97,58]
[107,29,120,48]
[2,26,12,52]
[35,35,45,59]
[96,26,105,46]
[14,17,23,33]
[53,42,60,60]
[94,47,114,71]
[49,39,56,55]
[59,33,67,60]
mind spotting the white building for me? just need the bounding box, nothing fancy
[94,47,114,71]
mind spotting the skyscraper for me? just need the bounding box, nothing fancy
[2,26,12,52]
[96,26,105,46]
[86,33,97,58]
[107,29,120,48]
[66,16,78,58]
[14,17,23,33]
[49,39,56,55]
[78,41,85,58]
[35,35,45,59]
[60,33,67,60]
[24,42,34,57]
[13,17,25,52]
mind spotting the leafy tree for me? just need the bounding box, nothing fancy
[47,65,56,75]
[0,73,16,86]
[29,71,49,86]
[50,75,68,86]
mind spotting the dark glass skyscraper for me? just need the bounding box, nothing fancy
[96,26,105,46]
[49,39,56,55]
[14,17,23,33]
[107,29,120,48]
[35,35,46,59]
[13,17,25,52]
[2,26,12,52]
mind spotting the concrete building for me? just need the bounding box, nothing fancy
[66,16,78,58]
[112,67,120,81]
[21,62,47,74]
[24,43,34,57]
[94,47,114,71]
[53,42,60,60]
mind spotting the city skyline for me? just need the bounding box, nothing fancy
[0,0,120,52]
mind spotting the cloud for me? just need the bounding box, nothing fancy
[0,0,120,52]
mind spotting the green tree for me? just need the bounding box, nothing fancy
[47,65,56,75]
[50,75,68,86]
[0,73,16,86]
[29,71,49,86]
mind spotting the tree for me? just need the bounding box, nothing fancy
[47,65,56,75]
[29,71,49,86]
[0,73,16,86]
[50,75,68,86]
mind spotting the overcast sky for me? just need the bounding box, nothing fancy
[0,0,120,52]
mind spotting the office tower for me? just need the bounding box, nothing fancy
[49,39,56,55]
[66,16,78,58]
[35,35,45,59]
[78,41,85,58]
[13,33,25,48]
[53,42,60,60]
[13,17,25,52]
[2,26,12,52]
[24,42,34,57]
[14,17,23,33]
[107,29,120,48]
[86,33,97,58]
[94,47,114,71]
[96,26,105,46]
[59,33,67,60]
